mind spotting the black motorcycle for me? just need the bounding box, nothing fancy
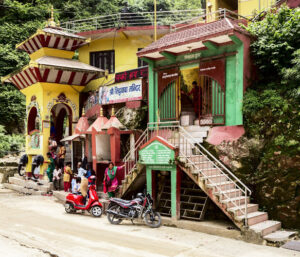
[106,192,161,228]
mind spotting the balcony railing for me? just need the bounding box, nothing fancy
[61,9,205,33]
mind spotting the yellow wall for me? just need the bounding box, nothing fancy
[239,0,277,17]
[21,82,82,172]
[206,0,277,19]
[78,33,155,92]
[29,48,75,60]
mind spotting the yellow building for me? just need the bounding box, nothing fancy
[1,16,104,175]
[206,0,278,18]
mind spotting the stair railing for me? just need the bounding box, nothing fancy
[122,121,251,226]
[176,126,251,226]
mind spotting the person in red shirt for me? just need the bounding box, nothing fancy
[187,81,202,117]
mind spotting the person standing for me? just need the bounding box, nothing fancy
[46,152,55,182]
[187,81,202,117]
[58,142,66,169]
[53,164,62,190]
[63,162,72,192]
[103,162,125,198]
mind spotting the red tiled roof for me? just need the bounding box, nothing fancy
[137,18,248,56]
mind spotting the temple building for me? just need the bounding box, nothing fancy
[1,11,104,174]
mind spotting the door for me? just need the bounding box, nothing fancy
[200,76,225,125]
[159,81,177,121]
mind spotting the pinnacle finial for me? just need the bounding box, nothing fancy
[82,108,85,116]
[46,5,57,27]
[100,107,103,117]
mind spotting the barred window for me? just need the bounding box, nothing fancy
[90,50,115,74]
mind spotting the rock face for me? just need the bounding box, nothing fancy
[116,106,147,130]
[204,136,300,229]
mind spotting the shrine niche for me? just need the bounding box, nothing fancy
[26,100,41,134]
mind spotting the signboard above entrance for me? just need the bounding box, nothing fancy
[158,67,179,97]
[139,137,175,165]
[99,79,142,105]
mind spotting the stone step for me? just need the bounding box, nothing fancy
[227,203,259,217]
[3,183,43,195]
[8,177,51,192]
[201,174,229,183]
[249,220,281,236]
[214,189,243,200]
[236,211,268,226]
[181,126,210,133]
[264,230,298,243]
[206,181,236,191]
[193,161,216,170]
[52,191,68,202]
[187,131,208,139]
[220,196,250,208]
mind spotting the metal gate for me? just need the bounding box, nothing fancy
[159,81,177,121]
[200,76,225,125]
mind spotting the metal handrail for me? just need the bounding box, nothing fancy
[179,126,252,195]
[122,121,251,226]
[61,9,205,33]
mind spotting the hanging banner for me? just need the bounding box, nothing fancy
[99,79,142,105]
[157,67,179,97]
[199,59,225,90]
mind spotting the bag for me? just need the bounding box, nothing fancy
[106,178,112,188]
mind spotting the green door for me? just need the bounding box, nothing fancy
[201,76,225,125]
[159,81,177,121]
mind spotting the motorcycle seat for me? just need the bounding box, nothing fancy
[112,198,131,204]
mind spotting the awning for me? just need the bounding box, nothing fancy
[60,134,85,142]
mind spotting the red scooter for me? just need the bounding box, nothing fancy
[65,176,103,217]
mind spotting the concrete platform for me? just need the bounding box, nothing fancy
[264,230,298,242]
[281,240,300,252]
[161,217,242,240]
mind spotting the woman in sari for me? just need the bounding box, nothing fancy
[103,162,125,198]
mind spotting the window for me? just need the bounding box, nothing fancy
[90,50,115,74]
[138,48,148,67]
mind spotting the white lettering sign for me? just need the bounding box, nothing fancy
[200,66,216,72]
[99,79,142,105]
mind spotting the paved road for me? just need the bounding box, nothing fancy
[0,189,299,257]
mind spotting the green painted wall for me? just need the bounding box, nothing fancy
[150,37,245,126]
[146,165,178,219]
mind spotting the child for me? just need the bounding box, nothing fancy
[53,164,62,190]
[63,162,72,192]
[72,177,81,194]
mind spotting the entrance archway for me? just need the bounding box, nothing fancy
[50,103,72,142]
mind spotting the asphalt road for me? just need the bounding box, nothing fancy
[0,188,299,257]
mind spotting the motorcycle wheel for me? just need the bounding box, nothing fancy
[18,164,25,177]
[65,202,75,214]
[144,211,161,228]
[107,205,123,225]
[90,205,102,217]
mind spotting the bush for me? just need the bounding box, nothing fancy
[0,125,25,157]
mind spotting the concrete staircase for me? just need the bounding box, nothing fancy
[3,173,53,195]
[121,122,297,244]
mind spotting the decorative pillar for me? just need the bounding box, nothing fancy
[171,165,180,220]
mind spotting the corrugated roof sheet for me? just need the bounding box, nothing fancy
[36,56,104,72]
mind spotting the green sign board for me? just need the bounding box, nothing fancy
[139,140,175,165]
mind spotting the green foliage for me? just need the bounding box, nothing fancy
[241,5,300,228]
[246,5,300,87]
[0,125,25,157]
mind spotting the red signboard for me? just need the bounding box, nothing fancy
[199,59,225,90]
[115,67,148,83]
